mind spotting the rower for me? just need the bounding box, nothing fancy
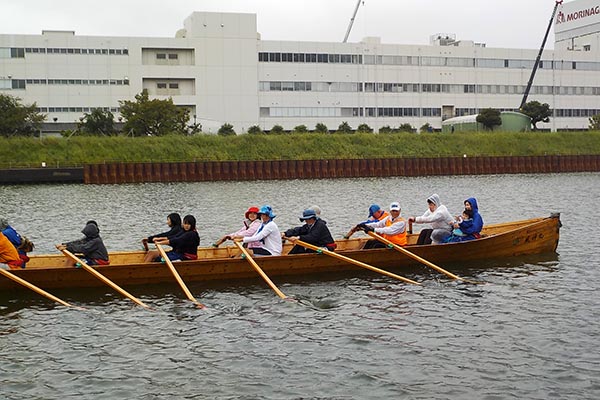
[282,209,336,254]
[356,202,408,249]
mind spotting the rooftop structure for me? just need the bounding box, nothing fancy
[1,0,600,133]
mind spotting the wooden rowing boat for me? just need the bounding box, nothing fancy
[1,214,561,291]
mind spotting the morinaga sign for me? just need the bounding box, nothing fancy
[555,0,600,33]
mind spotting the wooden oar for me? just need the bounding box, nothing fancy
[234,241,292,300]
[155,243,205,309]
[366,231,479,284]
[0,268,78,308]
[293,239,420,286]
[61,249,152,309]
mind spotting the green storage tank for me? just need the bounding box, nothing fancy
[442,111,531,133]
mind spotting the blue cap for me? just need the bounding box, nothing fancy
[258,205,276,219]
[299,209,317,221]
[368,204,381,217]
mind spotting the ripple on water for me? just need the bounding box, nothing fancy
[1,174,600,399]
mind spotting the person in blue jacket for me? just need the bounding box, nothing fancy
[1,218,34,268]
[448,197,484,242]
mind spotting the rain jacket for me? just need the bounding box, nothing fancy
[65,222,109,262]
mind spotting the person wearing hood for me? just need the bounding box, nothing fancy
[408,194,454,245]
[448,197,484,242]
[233,205,282,256]
[283,208,336,254]
[56,220,109,266]
[143,213,183,262]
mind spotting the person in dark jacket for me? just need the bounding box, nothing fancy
[153,215,200,261]
[56,220,109,266]
[283,209,336,254]
[143,213,182,261]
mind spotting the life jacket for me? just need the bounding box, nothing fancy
[383,216,407,246]
[0,233,20,268]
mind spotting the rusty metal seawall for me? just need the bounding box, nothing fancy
[83,155,600,184]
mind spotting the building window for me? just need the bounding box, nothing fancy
[10,48,25,58]
[156,53,167,60]
[169,83,179,89]
[168,53,178,60]
[11,79,26,89]
[157,83,167,89]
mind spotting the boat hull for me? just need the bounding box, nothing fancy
[1,215,561,291]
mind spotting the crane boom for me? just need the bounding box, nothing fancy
[519,0,563,110]
[343,0,363,43]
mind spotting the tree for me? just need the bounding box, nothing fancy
[476,108,502,131]
[119,90,189,136]
[218,123,236,136]
[247,125,264,135]
[0,94,45,136]
[589,114,600,131]
[520,101,551,131]
[336,121,353,134]
[269,124,284,135]
[314,123,328,133]
[293,124,308,134]
[78,108,115,136]
[357,123,373,133]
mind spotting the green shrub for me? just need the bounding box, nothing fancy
[269,125,284,135]
[247,125,264,135]
[293,125,308,134]
[218,123,236,136]
[357,123,373,133]
[379,125,393,134]
[336,121,353,134]
[315,123,328,133]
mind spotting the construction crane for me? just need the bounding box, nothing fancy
[343,0,364,43]
[519,0,563,109]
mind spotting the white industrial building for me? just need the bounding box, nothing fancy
[1,0,600,133]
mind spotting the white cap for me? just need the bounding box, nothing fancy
[390,202,401,211]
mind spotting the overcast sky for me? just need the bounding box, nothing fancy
[1,0,561,49]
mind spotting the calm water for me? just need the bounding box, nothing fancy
[1,173,599,399]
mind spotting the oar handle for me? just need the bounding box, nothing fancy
[294,239,420,285]
[155,243,205,309]
[61,249,152,309]
[408,220,413,234]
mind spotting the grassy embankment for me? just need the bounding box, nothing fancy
[1,131,600,168]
